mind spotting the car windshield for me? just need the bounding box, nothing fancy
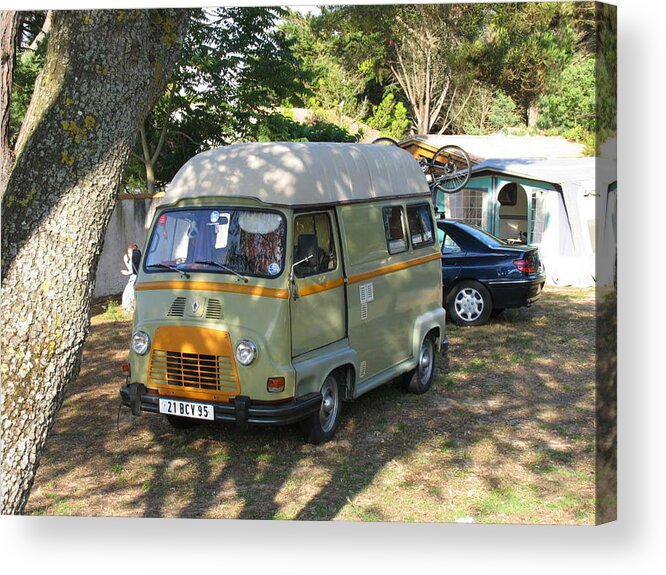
[454,222,508,247]
[145,208,287,279]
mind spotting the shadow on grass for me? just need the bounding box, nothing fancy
[26,287,598,523]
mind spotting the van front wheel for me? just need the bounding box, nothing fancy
[404,334,436,394]
[300,374,341,444]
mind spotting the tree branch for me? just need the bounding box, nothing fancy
[25,10,52,54]
[1,10,20,197]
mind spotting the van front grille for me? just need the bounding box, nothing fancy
[148,350,238,393]
[147,326,241,397]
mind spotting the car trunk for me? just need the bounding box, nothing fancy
[496,245,543,274]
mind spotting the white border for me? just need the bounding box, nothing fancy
[2,1,664,573]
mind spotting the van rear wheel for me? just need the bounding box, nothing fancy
[300,374,342,444]
[403,334,436,395]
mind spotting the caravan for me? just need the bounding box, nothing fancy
[120,142,447,443]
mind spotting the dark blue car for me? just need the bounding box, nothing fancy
[438,220,546,326]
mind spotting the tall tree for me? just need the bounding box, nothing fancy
[478,2,578,127]
[282,9,379,122]
[1,9,188,514]
[387,4,483,134]
[127,6,306,193]
[0,11,20,192]
[292,4,485,135]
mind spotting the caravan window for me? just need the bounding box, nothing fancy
[382,206,408,254]
[406,204,435,248]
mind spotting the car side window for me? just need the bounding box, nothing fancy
[293,212,337,278]
[441,231,462,254]
[406,203,435,248]
[382,206,408,254]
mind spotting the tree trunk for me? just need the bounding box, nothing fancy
[527,101,540,129]
[0,11,19,196]
[0,9,188,515]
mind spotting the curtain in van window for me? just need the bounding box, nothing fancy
[382,206,408,254]
[406,204,435,247]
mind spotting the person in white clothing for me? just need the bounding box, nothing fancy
[121,244,141,312]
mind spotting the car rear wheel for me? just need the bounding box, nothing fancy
[449,281,493,326]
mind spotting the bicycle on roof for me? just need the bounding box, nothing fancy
[372,137,472,197]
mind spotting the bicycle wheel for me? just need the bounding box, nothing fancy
[371,137,400,146]
[429,145,471,194]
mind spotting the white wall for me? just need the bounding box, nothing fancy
[93,195,161,298]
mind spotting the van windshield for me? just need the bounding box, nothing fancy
[145,208,287,279]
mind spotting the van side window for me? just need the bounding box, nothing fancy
[406,204,435,248]
[382,206,408,254]
[293,212,337,278]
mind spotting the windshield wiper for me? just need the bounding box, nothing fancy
[147,263,190,279]
[195,260,248,283]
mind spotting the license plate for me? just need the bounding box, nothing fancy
[159,398,214,421]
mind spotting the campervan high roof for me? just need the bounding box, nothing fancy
[162,142,429,208]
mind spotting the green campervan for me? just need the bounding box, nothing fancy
[120,142,447,443]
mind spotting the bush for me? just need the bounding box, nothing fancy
[537,57,596,133]
[255,112,359,143]
[488,91,522,131]
[367,92,410,139]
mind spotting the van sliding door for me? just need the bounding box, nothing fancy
[290,211,346,357]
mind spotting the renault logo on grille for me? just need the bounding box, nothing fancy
[191,298,201,314]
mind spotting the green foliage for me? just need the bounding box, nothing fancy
[125,7,309,190]
[595,3,617,149]
[537,57,596,133]
[281,9,381,121]
[453,86,522,135]
[101,299,125,321]
[11,4,610,182]
[9,52,43,144]
[489,91,523,131]
[367,92,410,139]
[477,2,579,124]
[255,112,359,143]
[535,56,596,153]
[308,4,486,134]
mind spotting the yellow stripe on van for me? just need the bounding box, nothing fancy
[299,278,345,297]
[136,252,439,299]
[135,280,290,299]
[347,252,441,285]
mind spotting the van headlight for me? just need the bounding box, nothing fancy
[235,339,257,366]
[132,331,151,356]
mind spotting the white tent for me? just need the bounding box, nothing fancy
[468,157,616,287]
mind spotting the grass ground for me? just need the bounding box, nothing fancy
[26,286,598,523]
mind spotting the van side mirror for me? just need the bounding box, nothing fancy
[295,234,319,268]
